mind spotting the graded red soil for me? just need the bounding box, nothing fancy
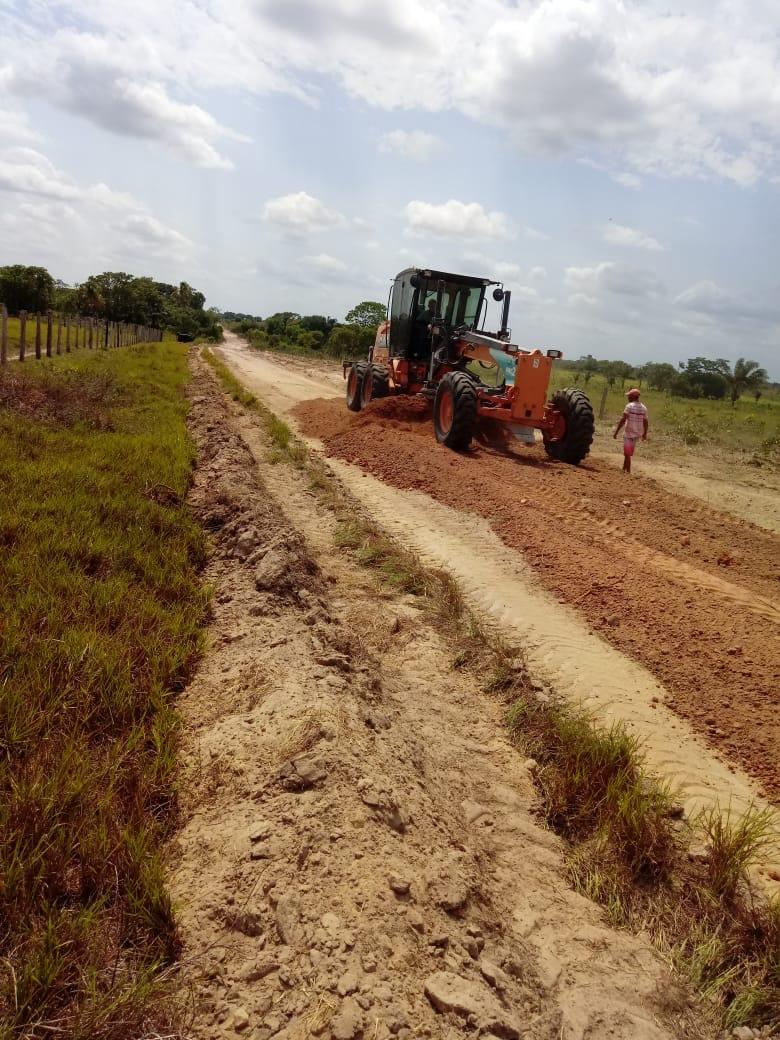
[294,396,780,804]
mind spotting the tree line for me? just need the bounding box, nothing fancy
[230,300,386,360]
[570,354,769,406]
[0,264,222,342]
[233,299,770,405]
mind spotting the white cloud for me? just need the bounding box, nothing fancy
[5,38,245,168]
[675,281,780,324]
[262,191,347,235]
[300,253,348,273]
[578,157,642,190]
[565,262,665,302]
[256,0,425,47]
[463,251,523,281]
[603,223,664,251]
[530,266,547,280]
[0,106,37,142]
[378,129,443,162]
[405,199,513,240]
[0,144,194,267]
[0,148,81,200]
[6,1,780,184]
[613,171,642,190]
[116,213,193,255]
[523,225,550,241]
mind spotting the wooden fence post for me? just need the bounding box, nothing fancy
[1,304,7,366]
[598,383,609,420]
[56,314,62,355]
[46,310,53,358]
[65,315,71,353]
[19,310,27,361]
[35,313,42,360]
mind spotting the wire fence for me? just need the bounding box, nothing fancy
[0,305,161,365]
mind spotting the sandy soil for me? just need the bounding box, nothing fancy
[590,434,780,535]
[171,355,700,1040]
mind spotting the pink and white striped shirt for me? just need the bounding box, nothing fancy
[623,401,648,438]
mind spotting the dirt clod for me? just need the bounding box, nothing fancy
[424,971,523,1038]
[330,996,363,1039]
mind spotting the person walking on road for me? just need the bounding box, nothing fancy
[613,388,648,474]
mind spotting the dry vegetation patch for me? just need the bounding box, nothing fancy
[0,364,126,428]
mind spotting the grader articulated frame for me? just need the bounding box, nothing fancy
[344,267,594,464]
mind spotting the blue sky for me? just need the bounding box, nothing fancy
[1,0,779,375]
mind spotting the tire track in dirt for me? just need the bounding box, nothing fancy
[289,395,780,806]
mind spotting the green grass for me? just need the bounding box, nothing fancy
[3,314,87,357]
[551,364,780,460]
[1,316,177,362]
[0,343,208,1038]
[202,347,308,466]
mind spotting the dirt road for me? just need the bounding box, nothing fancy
[172,356,696,1040]
[218,335,780,836]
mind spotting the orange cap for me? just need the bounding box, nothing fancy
[625,388,641,399]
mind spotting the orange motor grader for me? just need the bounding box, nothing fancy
[344,267,594,464]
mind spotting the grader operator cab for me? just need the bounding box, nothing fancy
[344,267,594,464]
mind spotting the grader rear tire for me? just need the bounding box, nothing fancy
[361,364,390,407]
[542,387,594,464]
[433,371,477,450]
[346,362,369,412]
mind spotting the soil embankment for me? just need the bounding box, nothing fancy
[292,394,780,805]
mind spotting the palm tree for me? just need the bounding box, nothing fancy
[724,358,767,406]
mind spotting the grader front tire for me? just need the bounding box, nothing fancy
[433,372,478,451]
[346,362,369,412]
[542,387,595,464]
[361,364,390,407]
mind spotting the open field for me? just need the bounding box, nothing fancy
[550,364,780,461]
[0,344,207,1037]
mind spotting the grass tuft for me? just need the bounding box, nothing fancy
[699,805,778,901]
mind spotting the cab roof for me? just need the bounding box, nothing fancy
[395,267,493,288]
